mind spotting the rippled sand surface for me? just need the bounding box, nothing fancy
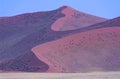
[0,72,120,79]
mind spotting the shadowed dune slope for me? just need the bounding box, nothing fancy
[32,27,120,72]
[0,51,49,72]
[0,7,64,72]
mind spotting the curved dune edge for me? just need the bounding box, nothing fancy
[32,27,120,72]
[51,6,77,31]
[51,6,106,31]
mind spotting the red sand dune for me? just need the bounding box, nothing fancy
[0,6,107,72]
[32,27,120,72]
[0,6,119,72]
[51,6,106,31]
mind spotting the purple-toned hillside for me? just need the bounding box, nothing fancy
[0,6,120,72]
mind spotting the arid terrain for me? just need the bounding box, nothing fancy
[0,6,120,73]
[0,72,120,79]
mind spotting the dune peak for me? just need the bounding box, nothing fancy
[51,6,106,31]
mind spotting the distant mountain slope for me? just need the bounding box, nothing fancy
[51,6,107,31]
[32,27,120,72]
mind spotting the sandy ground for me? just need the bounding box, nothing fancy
[0,72,120,79]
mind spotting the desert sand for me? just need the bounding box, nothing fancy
[0,72,120,79]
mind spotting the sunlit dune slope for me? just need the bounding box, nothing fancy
[51,6,106,31]
[32,27,120,72]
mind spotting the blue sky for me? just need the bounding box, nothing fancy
[0,0,120,19]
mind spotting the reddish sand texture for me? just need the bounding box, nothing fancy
[32,27,120,72]
[51,6,106,31]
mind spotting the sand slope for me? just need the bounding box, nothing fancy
[32,27,120,72]
[51,6,106,31]
[0,6,107,72]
